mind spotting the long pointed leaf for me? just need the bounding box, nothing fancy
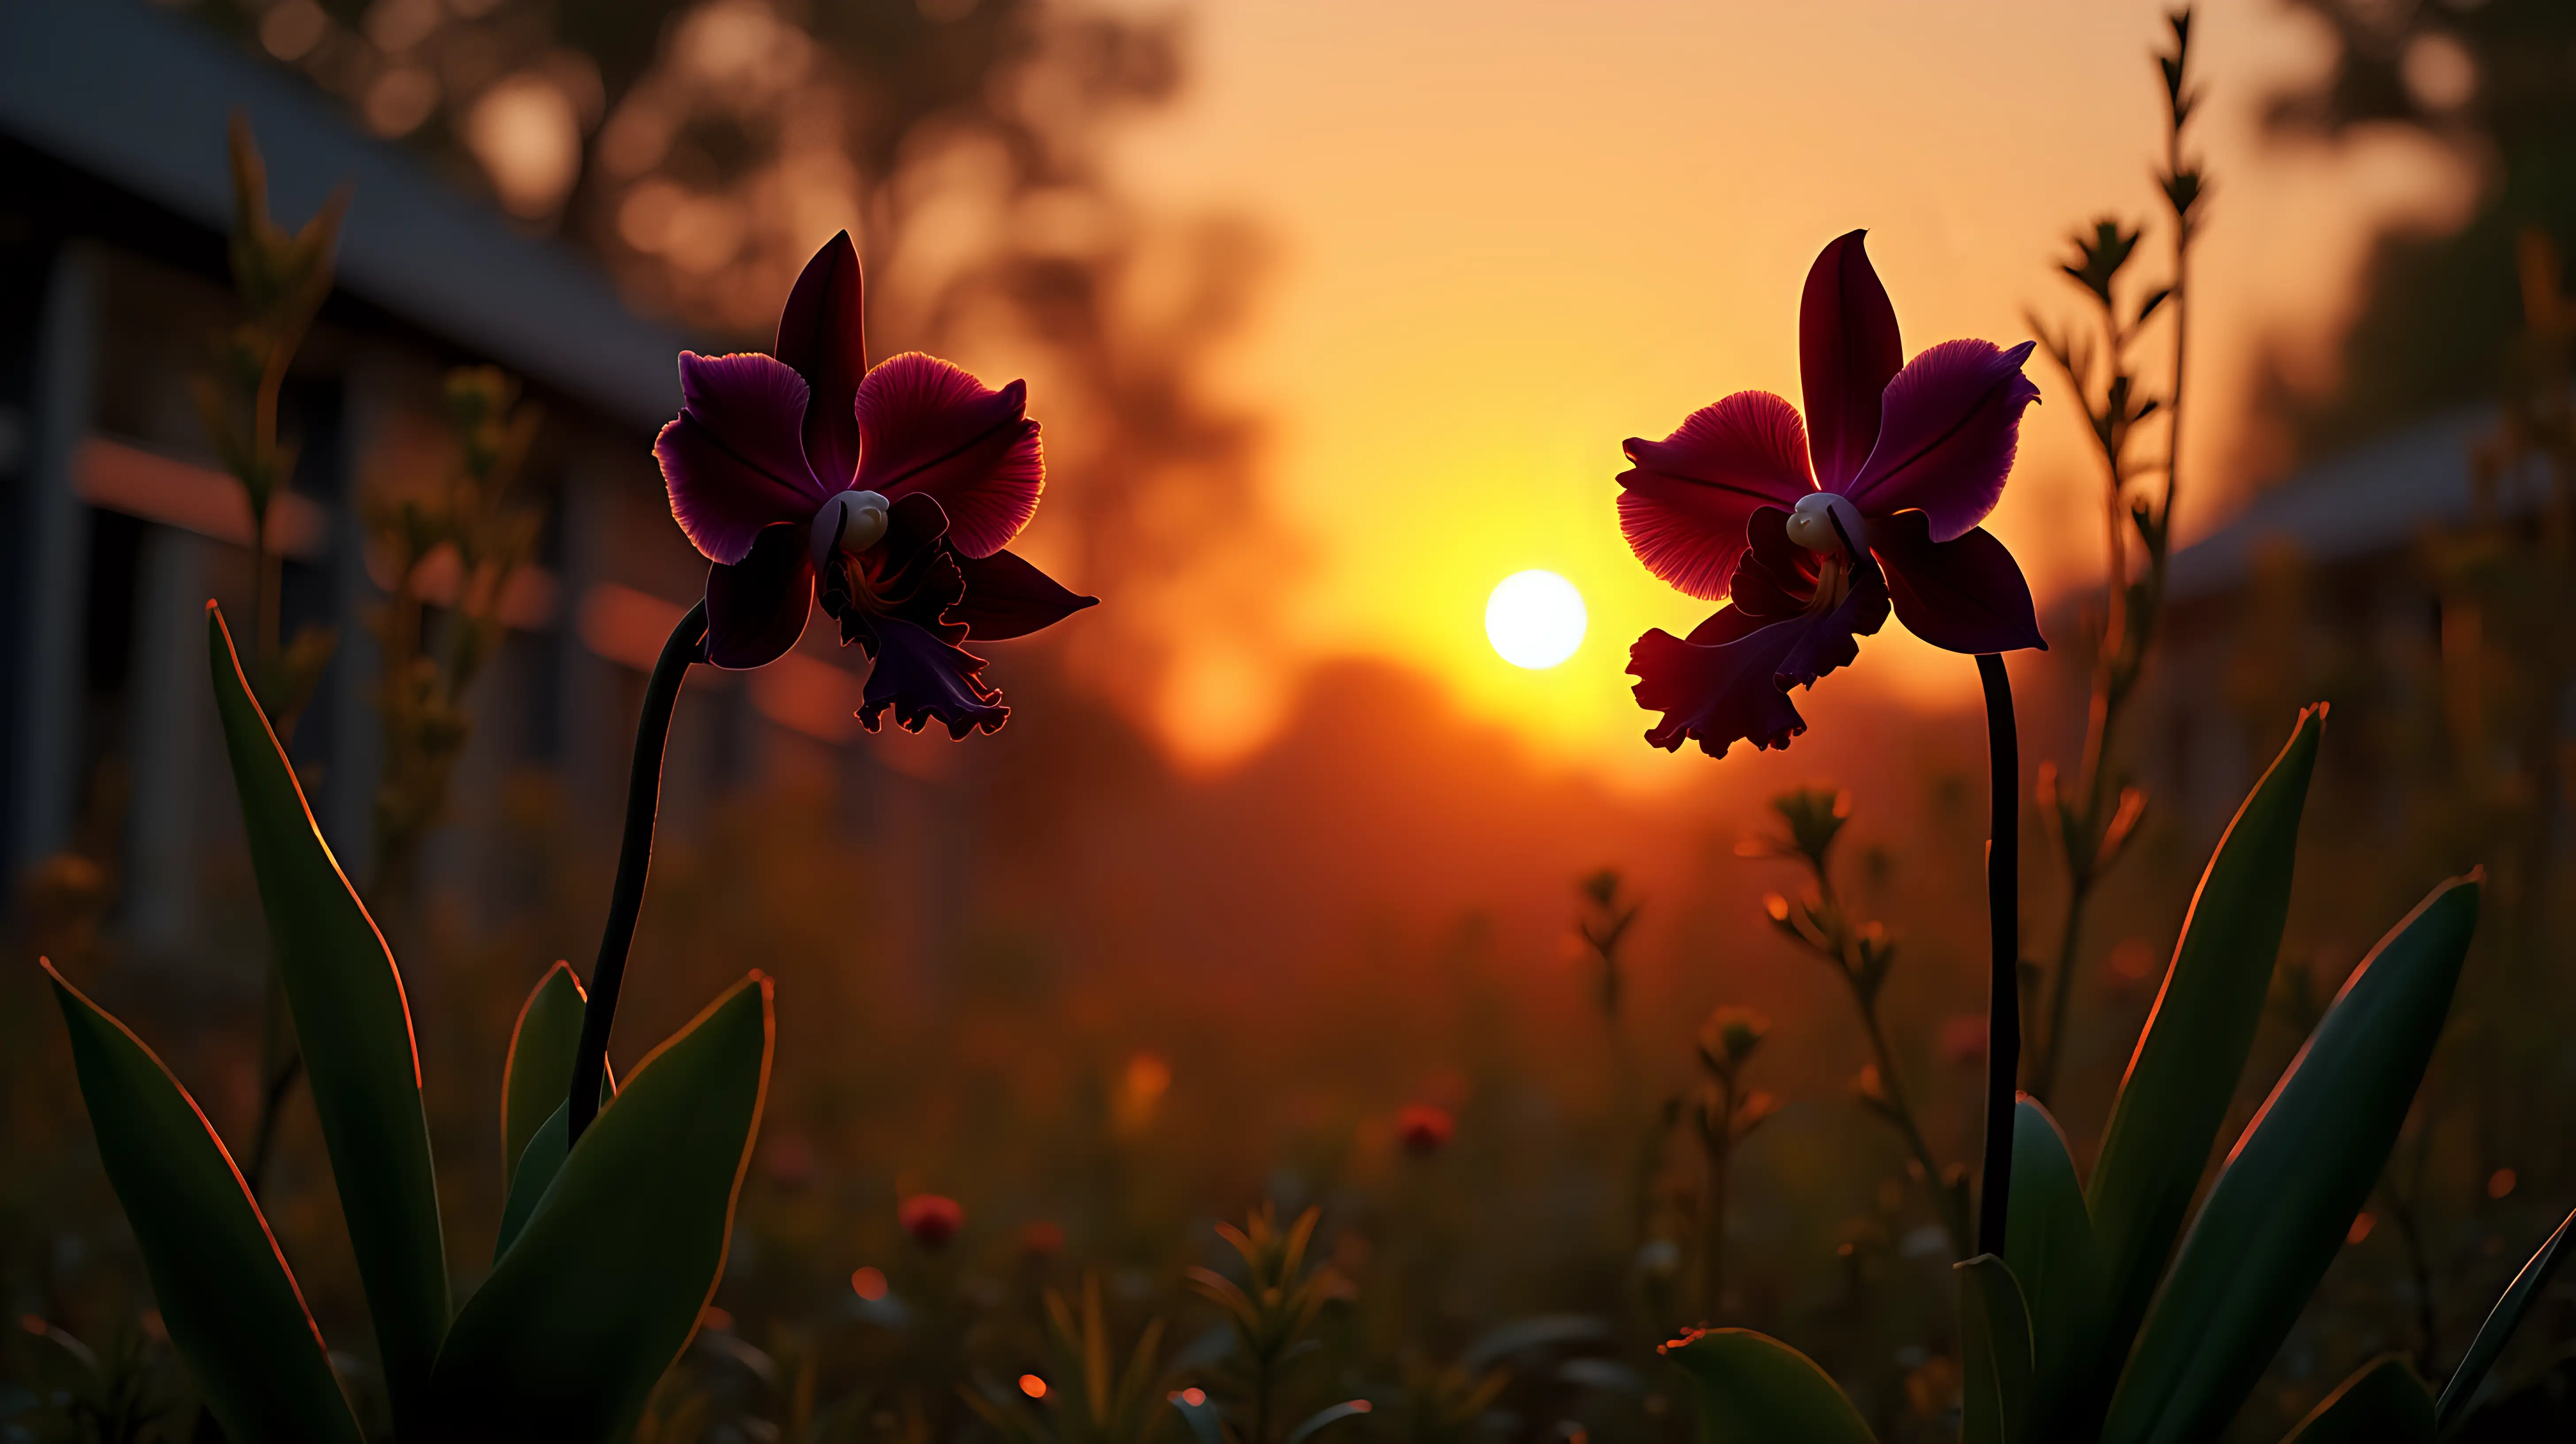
[2102,873,2480,1444]
[1286,1400,1375,1444]
[496,967,616,1262]
[2436,1203,2575,1429]
[426,972,774,1443]
[2002,1099,2098,1436]
[207,604,448,1416]
[502,962,593,1193]
[1957,1255,2034,1444]
[44,962,364,1444]
[2087,705,2323,1381]
[493,1101,571,1262]
[1660,1328,1876,1444]
[2281,1355,2435,1444]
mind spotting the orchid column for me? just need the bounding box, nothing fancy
[1614,231,2044,1260]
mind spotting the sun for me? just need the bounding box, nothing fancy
[1485,570,1587,669]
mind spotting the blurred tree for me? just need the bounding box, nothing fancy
[2268,0,2576,458]
[189,0,1278,728]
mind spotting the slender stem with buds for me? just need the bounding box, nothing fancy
[1976,653,2021,1256]
[1803,864,1971,1256]
[567,601,709,1143]
[1699,1075,1734,1320]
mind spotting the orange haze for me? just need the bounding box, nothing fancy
[1106,0,2473,776]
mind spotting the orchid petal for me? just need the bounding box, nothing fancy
[1629,565,1889,757]
[703,524,815,670]
[1799,230,1905,491]
[881,491,953,561]
[1685,604,1770,646]
[1617,391,1816,601]
[1871,512,2047,654]
[854,353,1043,559]
[952,549,1099,641]
[1726,506,1826,622]
[774,232,869,488]
[1845,339,2040,540]
[656,352,828,565]
[859,617,1008,738]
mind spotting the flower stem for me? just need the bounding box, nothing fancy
[1975,652,2020,1257]
[567,600,709,1144]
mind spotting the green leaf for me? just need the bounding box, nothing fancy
[426,972,774,1443]
[2087,705,2323,1379]
[2003,1099,2100,1436]
[207,604,449,1418]
[2280,1355,2435,1444]
[2101,874,2481,1444]
[43,962,364,1444]
[1286,1400,1375,1443]
[493,1101,570,1263]
[2436,1203,2574,1429]
[501,961,590,1195]
[1660,1328,1876,1444]
[1957,1255,2034,1444]
[495,964,617,1262]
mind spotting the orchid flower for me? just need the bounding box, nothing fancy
[1619,230,2044,757]
[654,231,1095,737]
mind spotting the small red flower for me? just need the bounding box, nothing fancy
[1618,230,2045,758]
[654,232,1095,735]
[1396,1103,1455,1156]
[1020,1220,1066,1259]
[898,1192,964,1249]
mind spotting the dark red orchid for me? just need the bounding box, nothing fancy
[654,232,1095,737]
[1619,230,2046,757]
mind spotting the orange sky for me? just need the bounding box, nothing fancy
[1100,0,2475,778]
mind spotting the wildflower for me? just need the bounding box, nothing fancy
[1396,1103,1455,1156]
[654,231,1095,735]
[1618,230,2045,757]
[899,1192,964,1250]
[1020,1220,1067,1259]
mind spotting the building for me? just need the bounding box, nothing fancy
[0,0,889,961]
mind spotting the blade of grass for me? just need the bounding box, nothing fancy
[2279,1355,2435,1444]
[2435,1203,2575,1429]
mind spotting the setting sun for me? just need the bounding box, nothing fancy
[1485,570,1587,670]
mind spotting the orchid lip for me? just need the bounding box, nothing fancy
[1786,492,1865,555]
[809,488,891,571]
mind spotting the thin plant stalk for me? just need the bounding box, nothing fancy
[1699,1103,1730,1320]
[2028,9,2200,1103]
[1975,652,2021,1255]
[566,601,709,1142]
[1689,1007,1771,1322]
[1850,993,1965,1254]
[1763,830,1971,1257]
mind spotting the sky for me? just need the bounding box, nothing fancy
[1100,0,2476,779]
